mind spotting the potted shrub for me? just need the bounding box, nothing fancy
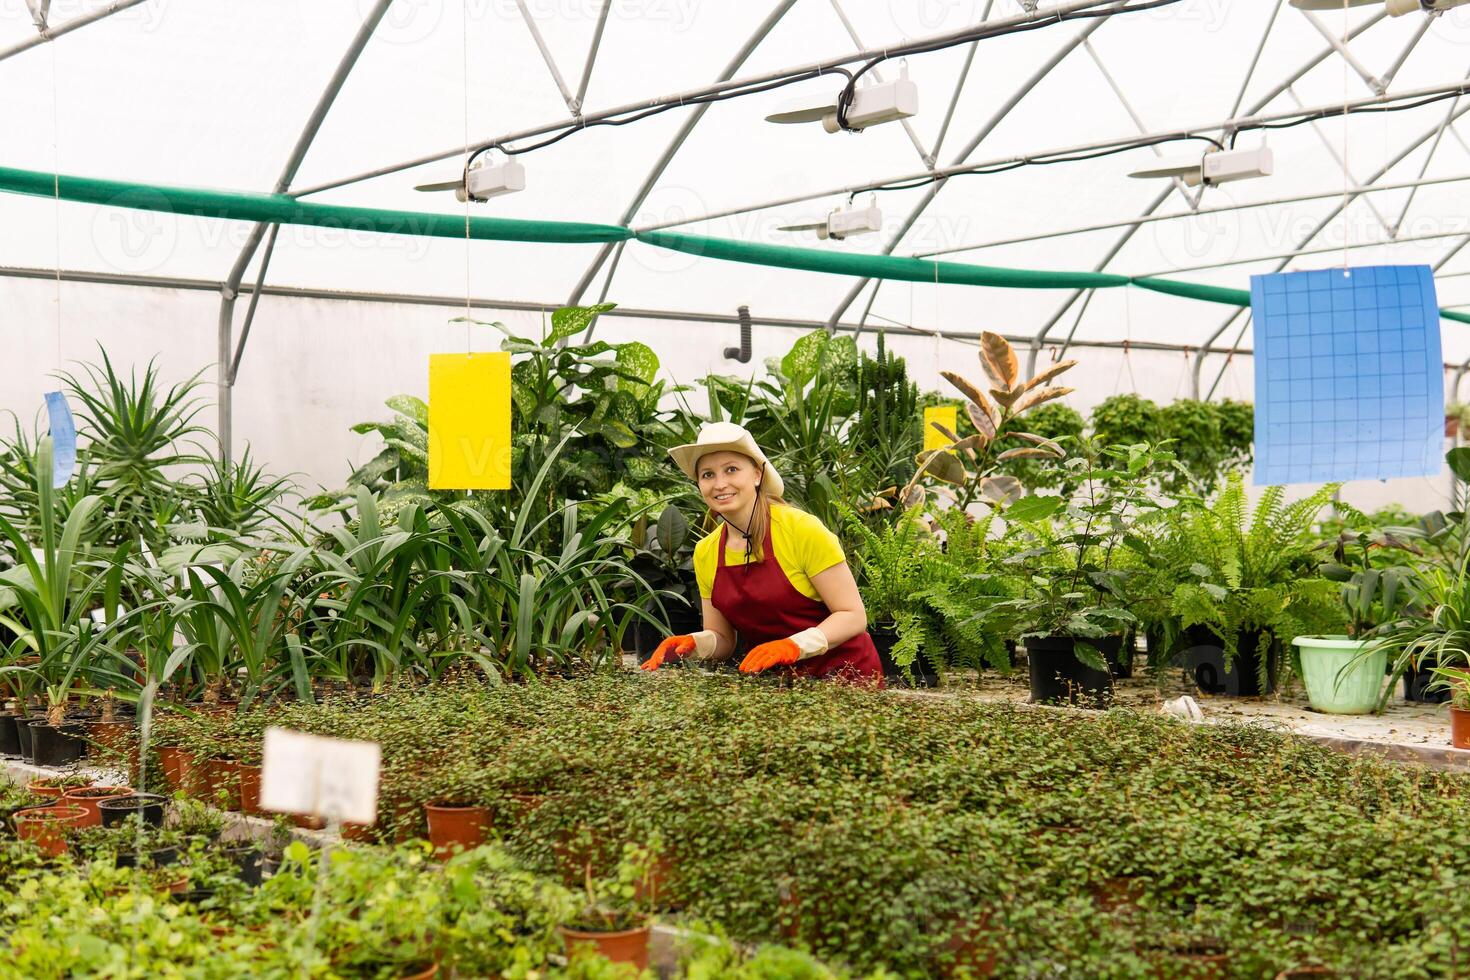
[558,842,658,971]
[1295,529,1415,714]
[843,506,948,686]
[423,760,493,859]
[13,803,88,856]
[61,784,133,828]
[987,442,1169,707]
[437,846,578,977]
[626,502,702,663]
[1160,477,1342,697]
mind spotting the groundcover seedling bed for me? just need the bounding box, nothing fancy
[121,672,1470,978]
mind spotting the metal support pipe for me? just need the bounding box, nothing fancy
[293,0,1131,199]
[1301,10,1384,94]
[823,17,1109,331]
[565,0,800,307]
[642,76,1470,236]
[0,0,151,64]
[918,171,1470,258]
[1189,79,1470,399]
[515,0,579,113]
[1133,225,1470,279]
[574,0,612,113]
[1288,87,1393,236]
[1392,93,1463,236]
[1029,10,1393,378]
[214,0,395,464]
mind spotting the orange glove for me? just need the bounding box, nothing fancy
[641,630,718,671]
[738,628,829,673]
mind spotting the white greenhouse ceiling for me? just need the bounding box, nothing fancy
[6,0,1470,370]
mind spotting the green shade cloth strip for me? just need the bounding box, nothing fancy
[1,165,1464,322]
[0,166,632,245]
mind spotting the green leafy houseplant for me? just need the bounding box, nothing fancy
[1156,476,1343,691]
[989,441,1170,673]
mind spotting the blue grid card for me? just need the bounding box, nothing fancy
[1251,265,1443,485]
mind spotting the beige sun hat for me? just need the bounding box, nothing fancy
[668,422,785,499]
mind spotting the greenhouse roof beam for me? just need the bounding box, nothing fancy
[214,0,395,464]
[574,0,612,113]
[565,0,800,312]
[291,0,1132,200]
[1300,10,1384,95]
[1287,87,1393,237]
[1133,225,1470,279]
[1027,8,1396,377]
[1226,0,1284,120]
[816,17,1111,333]
[0,0,150,63]
[915,171,1470,257]
[1391,91,1462,237]
[514,0,579,114]
[826,0,932,168]
[0,261,1263,356]
[1083,37,1198,209]
[1382,14,1434,91]
[1192,74,1470,400]
[633,76,1470,235]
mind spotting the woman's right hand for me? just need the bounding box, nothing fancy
[641,630,718,671]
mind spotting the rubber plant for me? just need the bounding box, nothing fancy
[903,331,1075,513]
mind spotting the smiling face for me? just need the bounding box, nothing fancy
[696,450,762,519]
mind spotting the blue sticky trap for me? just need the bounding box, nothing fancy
[1250,266,1443,485]
[44,391,76,488]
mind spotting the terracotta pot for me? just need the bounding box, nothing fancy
[164,875,190,894]
[398,963,437,980]
[86,719,133,756]
[62,785,133,828]
[340,821,377,843]
[425,803,491,859]
[1148,950,1229,979]
[292,814,328,830]
[1451,705,1470,750]
[200,758,242,810]
[157,745,192,793]
[1091,876,1146,914]
[559,924,651,971]
[238,764,263,815]
[633,853,678,908]
[1275,968,1334,979]
[27,777,89,800]
[14,805,87,857]
[939,912,998,978]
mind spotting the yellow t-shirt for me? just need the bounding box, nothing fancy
[694,504,847,603]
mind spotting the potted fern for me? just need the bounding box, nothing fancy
[1160,477,1342,697]
[844,507,943,685]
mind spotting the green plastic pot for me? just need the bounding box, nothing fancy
[1294,635,1386,715]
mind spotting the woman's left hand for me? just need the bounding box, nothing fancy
[738,639,801,673]
[738,628,829,673]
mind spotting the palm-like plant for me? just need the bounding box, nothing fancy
[188,447,296,540]
[57,349,210,549]
[0,438,129,724]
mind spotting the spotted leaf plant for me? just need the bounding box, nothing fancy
[900,331,1075,512]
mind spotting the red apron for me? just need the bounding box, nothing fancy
[710,522,882,684]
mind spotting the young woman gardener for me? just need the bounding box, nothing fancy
[641,422,881,682]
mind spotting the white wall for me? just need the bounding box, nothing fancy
[0,275,1455,515]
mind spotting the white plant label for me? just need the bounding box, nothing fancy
[259,727,381,825]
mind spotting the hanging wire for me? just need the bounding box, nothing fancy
[50,41,62,370]
[1341,0,1351,273]
[462,0,473,351]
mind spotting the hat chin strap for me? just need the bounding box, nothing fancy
[722,482,761,564]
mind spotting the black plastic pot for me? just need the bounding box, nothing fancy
[170,888,215,904]
[870,624,941,688]
[1026,635,1118,708]
[15,715,37,761]
[221,844,264,886]
[115,845,179,869]
[1179,626,1278,697]
[28,720,87,766]
[1404,657,1453,704]
[99,794,168,829]
[0,714,20,756]
[1109,637,1135,680]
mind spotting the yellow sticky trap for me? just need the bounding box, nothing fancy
[923,405,959,453]
[428,353,512,490]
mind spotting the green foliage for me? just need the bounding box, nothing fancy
[848,332,921,499]
[993,401,1085,491]
[1089,394,1159,450]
